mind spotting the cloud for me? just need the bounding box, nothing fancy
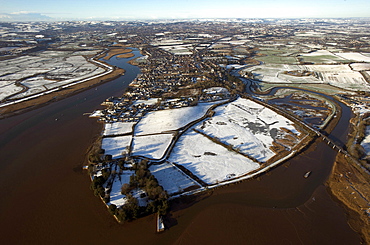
[0,12,53,21]
[11,11,35,15]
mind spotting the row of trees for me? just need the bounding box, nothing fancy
[112,160,169,223]
[90,168,110,198]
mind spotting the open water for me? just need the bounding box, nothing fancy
[0,50,361,244]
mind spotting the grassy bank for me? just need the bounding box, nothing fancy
[327,153,370,244]
[103,48,133,60]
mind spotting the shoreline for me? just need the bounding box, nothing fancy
[326,152,370,244]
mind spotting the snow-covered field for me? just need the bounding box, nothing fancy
[243,64,305,83]
[165,47,193,55]
[320,71,368,91]
[0,50,104,103]
[134,102,218,135]
[304,64,352,72]
[196,98,300,162]
[300,50,347,63]
[243,63,370,91]
[168,130,260,185]
[149,162,201,195]
[302,50,335,57]
[109,170,134,207]
[102,136,132,159]
[0,83,23,101]
[335,52,370,62]
[153,42,193,55]
[350,63,370,71]
[132,134,173,160]
[103,122,135,136]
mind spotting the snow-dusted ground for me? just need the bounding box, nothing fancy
[0,50,106,103]
[109,170,134,207]
[226,64,246,69]
[168,130,260,185]
[132,98,158,106]
[102,136,132,159]
[149,162,201,195]
[103,122,135,136]
[134,102,218,135]
[243,64,306,83]
[159,44,193,55]
[196,98,300,162]
[302,50,336,56]
[132,134,173,159]
[350,63,370,71]
[361,126,370,155]
[243,63,370,91]
[300,50,347,63]
[320,71,368,91]
[304,64,352,72]
[89,110,104,118]
[0,82,23,101]
[335,52,370,62]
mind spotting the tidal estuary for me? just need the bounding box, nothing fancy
[0,50,361,244]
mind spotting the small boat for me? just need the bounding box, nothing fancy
[157,214,165,232]
[304,171,312,178]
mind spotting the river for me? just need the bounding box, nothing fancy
[0,50,361,244]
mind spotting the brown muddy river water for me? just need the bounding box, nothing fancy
[0,51,362,244]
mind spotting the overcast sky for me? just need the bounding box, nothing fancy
[1,0,370,20]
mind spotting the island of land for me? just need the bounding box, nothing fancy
[0,19,369,242]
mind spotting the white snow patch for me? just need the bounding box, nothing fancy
[335,52,370,62]
[203,87,229,94]
[103,122,135,136]
[109,170,134,207]
[89,110,104,117]
[361,126,370,155]
[302,50,336,56]
[149,162,201,195]
[134,102,217,135]
[350,63,370,71]
[169,130,260,185]
[102,136,132,159]
[132,134,173,159]
[132,98,159,106]
[196,98,300,162]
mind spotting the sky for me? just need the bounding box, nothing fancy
[1,0,370,20]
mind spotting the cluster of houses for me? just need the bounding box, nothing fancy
[95,95,201,123]
[91,38,240,123]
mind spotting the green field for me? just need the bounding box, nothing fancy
[256,50,298,64]
[299,54,350,64]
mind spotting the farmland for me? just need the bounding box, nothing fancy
[242,62,370,91]
[0,50,108,102]
[96,97,306,202]
[1,19,369,242]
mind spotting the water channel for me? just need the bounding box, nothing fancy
[0,50,361,244]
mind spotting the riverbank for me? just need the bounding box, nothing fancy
[248,81,370,242]
[327,153,370,244]
[103,48,133,60]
